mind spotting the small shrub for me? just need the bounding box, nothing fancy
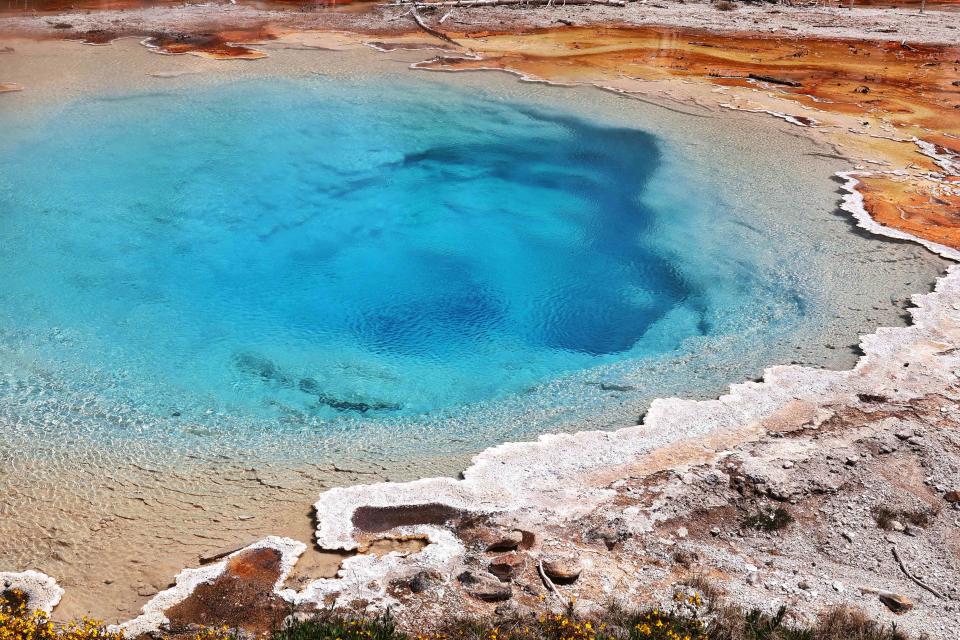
[871,506,896,530]
[743,507,794,532]
[0,592,124,640]
[901,507,935,528]
[816,605,908,640]
[273,600,912,640]
[682,574,722,609]
[871,505,936,530]
[273,613,405,640]
[625,609,705,640]
[713,0,738,10]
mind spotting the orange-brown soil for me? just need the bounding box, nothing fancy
[164,548,288,634]
[141,28,274,57]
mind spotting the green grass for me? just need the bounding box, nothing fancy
[270,600,910,640]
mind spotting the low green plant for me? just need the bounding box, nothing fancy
[742,507,794,532]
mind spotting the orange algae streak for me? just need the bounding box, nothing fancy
[163,548,288,633]
[0,82,22,92]
[858,174,960,248]
[143,30,274,59]
[423,26,960,248]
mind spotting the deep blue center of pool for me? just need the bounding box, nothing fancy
[0,79,763,420]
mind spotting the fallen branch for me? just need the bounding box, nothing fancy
[393,0,626,7]
[409,6,461,47]
[537,560,563,600]
[892,545,945,600]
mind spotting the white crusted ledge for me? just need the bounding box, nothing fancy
[0,570,64,614]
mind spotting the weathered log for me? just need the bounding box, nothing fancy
[409,6,461,46]
[748,73,802,88]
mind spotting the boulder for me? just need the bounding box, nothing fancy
[879,592,913,614]
[489,552,527,581]
[458,571,512,602]
[542,554,583,584]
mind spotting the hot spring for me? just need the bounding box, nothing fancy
[0,42,950,618]
[0,70,946,459]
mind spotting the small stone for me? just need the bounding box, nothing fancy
[283,612,313,628]
[676,526,688,539]
[832,581,844,593]
[489,552,526,581]
[879,592,913,614]
[842,531,855,542]
[458,571,512,602]
[542,554,583,584]
[798,579,811,590]
[782,461,794,469]
[891,520,906,532]
[408,570,438,594]
[944,490,960,503]
[237,514,254,521]
[710,527,721,537]
[588,523,630,550]
[494,602,532,617]
[894,429,913,441]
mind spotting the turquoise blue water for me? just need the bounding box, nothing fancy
[1,74,905,459]
[0,78,770,422]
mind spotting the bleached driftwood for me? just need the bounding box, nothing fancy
[409,5,462,46]
[892,545,945,600]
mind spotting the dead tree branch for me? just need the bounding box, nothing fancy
[892,545,945,600]
[409,5,462,46]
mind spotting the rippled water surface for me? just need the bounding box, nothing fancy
[0,74,945,457]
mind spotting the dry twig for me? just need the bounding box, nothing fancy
[892,545,945,600]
